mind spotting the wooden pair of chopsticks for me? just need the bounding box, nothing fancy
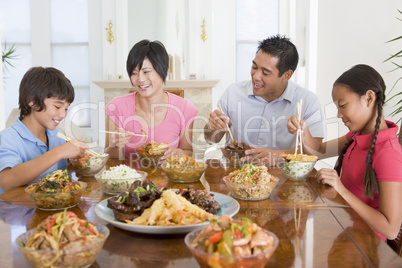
[99,130,148,141]
[56,132,100,156]
[294,206,301,257]
[218,104,235,143]
[99,130,147,137]
[294,99,303,156]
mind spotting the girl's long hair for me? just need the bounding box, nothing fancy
[333,64,385,199]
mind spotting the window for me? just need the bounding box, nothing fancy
[0,0,90,127]
[236,0,279,82]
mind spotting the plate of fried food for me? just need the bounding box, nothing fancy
[94,179,240,234]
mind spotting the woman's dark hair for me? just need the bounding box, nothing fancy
[257,34,299,77]
[19,67,74,118]
[333,64,386,199]
[126,39,169,83]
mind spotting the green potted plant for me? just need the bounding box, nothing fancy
[2,42,18,70]
[384,9,402,144]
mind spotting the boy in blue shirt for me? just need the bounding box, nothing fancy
[0,67,89,193]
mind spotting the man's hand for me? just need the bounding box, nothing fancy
[241,148,279,167]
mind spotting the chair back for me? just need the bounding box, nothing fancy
[129,89,184,98]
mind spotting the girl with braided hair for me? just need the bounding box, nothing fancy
[287,64,402,241]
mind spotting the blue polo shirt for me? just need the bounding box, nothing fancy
[219,80,324,149]
[0,118,67,194]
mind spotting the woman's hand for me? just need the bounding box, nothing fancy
[316,168,347,194]
[287,115,307,135]
[160,147,185,161]
[110,128,134,148]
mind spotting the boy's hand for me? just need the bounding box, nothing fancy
[60,139,89,159]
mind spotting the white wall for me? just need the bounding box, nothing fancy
[314,0,402,140]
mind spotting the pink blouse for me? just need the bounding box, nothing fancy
[105,92,198,158]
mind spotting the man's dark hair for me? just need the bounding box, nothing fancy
[257,34,299,76]
[19,66,74,118]
[126,39,169,83]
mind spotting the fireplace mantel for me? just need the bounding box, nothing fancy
[93,79,219,89]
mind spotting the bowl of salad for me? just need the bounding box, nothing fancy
[136,141,168,166]
[95,164,147,195]
[25,169,86,210]
[69,152,109,176]
[276,153,318,181]
[185,215,279,268]
[16,211,109,268]
[223,164,279,200]
[161,155,206,183]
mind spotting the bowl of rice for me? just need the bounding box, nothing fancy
[95,165,147,195]
[276,153,318,181]
[223,164,279,201]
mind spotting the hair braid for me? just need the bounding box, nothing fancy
[363,90,383,198]
[334,135,355,176]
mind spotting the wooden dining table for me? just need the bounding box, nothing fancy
[0,157,401,268]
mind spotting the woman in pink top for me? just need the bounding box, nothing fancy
[287,64,402,242]
[104,40,198,160]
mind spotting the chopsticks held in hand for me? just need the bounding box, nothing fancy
[99,130,148,141]
[56,132,100,156]
[294,99,303,156]
[218,104,235,143]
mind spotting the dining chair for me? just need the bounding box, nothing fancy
[129,89,184,98]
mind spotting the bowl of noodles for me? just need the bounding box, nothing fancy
[223,164,278,200]
[15,211,109,268]
[161,155,206,183]
[69,152,109,177]
[136,141,168,166]
[276,153,318,181]
[25,169,86,210]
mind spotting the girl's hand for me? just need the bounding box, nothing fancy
[287,115,307,135]
[160,147,185,161]
[316,168,346,193]
[110,128,133,148]
[207,109,230,132]
[60,139,89,159]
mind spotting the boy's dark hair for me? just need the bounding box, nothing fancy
[333,64,386,199]
[19,67,74,118]
[126,39,169,83]
[257,34,299,77]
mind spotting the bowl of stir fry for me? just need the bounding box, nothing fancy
[221,141,253,166]
[69,152,109,177]
[15,211,109,268]
[136,141,168,166]
[223,164,278,200]
[185,215,278,268]
[25,169,86,210]
[276,153,318,181]
[161,155,206,183]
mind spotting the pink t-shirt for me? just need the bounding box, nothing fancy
[341,120,402,240]
[105,92,198,158]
